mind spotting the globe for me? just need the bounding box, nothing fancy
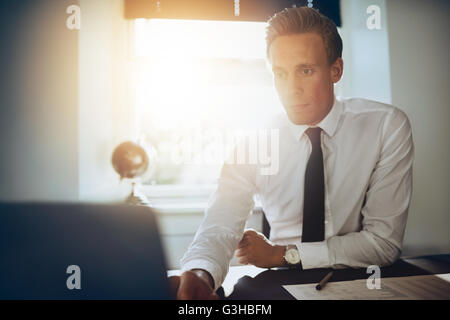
[111,141,149,180]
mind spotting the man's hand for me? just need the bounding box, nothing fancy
[168,269,219,300]
[235,229,286,268]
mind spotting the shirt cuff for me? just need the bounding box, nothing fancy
[180,259,224,292]
[295,240,330,269]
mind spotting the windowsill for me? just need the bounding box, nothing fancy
[135,184,262,215]
[138,184,218,198]
[135,184,213,216]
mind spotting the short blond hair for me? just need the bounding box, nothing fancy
[266,7,342,65]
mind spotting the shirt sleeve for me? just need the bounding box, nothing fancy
[297,107,415,270]
[180,138,257,291]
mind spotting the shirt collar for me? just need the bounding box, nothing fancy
[286,95,342,141]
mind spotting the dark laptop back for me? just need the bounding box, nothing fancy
[0,202,173,299]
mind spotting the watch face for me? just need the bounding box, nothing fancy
[286,249,301,264]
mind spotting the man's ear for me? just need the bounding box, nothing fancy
[330,58,344,83]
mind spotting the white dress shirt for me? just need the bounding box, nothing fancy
[180,95,414,291]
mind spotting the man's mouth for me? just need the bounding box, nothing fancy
[290,104,310,111]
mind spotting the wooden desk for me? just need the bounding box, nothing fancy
[168,254,450,300]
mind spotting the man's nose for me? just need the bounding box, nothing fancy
[286,73,304,96]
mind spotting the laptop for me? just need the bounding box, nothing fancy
[0,202,174,299]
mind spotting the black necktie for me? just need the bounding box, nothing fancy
[302,127,325,242]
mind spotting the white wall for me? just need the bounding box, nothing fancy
[78,0,135,202]
[0,0,79,201]
[340,0,449,256]
[386,0,450,256]
[0,0,135,203]
[339,0,391,104]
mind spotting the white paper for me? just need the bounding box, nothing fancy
[283,273,450,300]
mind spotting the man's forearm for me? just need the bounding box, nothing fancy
[271,245,287,267]
[191,246,286,287]
[191,269,215,289]
[326,230,401,269]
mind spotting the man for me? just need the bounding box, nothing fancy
[169,7,414,300]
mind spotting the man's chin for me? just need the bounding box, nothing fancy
[286,113,311,126]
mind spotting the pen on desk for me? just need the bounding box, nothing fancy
[315,271,334,291]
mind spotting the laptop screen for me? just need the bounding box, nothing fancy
[0,203,173,300]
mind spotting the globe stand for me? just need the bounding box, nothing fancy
[125,181,148,206]
[125,182,139,205]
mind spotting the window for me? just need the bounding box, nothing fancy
[132,18,283,188]
[131,18,343,188]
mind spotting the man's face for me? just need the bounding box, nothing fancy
[269,32,343,125]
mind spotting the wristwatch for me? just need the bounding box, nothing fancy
[283,244,301,266]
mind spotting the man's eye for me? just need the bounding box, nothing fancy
[300,68,313,75]
[274,72,286,79]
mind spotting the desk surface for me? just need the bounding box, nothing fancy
[168,254,450,300]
